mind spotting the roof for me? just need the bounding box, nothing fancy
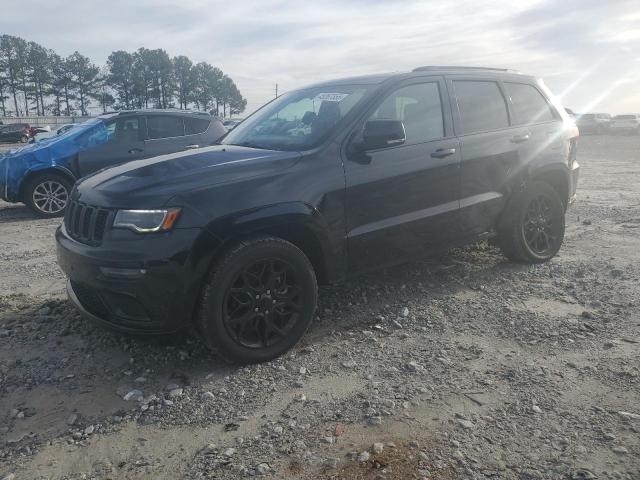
[100,109,210,117]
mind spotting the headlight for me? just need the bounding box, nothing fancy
[113,208,181,233]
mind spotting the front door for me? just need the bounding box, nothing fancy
[143,115,190,158]
[344,78,461,273]
[78,116,146,176]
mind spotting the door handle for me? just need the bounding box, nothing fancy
[128,148,143,154]
[185,144,200,149]
[510,133,530,144]
[430,148,456,158]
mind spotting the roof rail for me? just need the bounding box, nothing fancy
[413,65,511,72]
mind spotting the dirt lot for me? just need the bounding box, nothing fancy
[1,135,639,480]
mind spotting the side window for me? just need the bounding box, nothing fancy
[105,117,141,143]
[369,82,444,145]
[505,82,555,125]
[147,115,185,139]
[184,117,210,135]
[453,81,509,134]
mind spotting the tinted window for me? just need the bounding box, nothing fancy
[454,81,509,134]
[369,82,444,145]
[505,83,555,125]
[185,117,210,135]
[147,115,185,139]
[105,117,140,143]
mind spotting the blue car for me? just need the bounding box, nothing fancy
[0,110,225,217]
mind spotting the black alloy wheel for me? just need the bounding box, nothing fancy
[198,236,317,364]
[522,194,562,257]
[223,258,303,349]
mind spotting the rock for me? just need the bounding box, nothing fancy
[603,433,616,441]
[200,391,215,401]
[372,442,384,454]
[165,383,180,390]
[256,463,270,475]
[84,425,94,435]
[334,424,345,437]
[2,474,16,480]
[612,446,628,454]
[617,411,640,420]
[341,360,357,368]
[368,416,382,426]
[532,405,542,414]
[38,306,51,316]
[456,419,474,430]
[323,458,339,469]
[401,307,409,317]
[299,367,307,375]
[358,451,370,462]
[66,414,78,426]
[406,361,421,372]
[450,439,460,448]
[134,376,147,383]
[168,388,183,398]
[223,447,236,457]
[419,451,429,461]
[273,425,284,435]
[123,389,143,402]
[321,436,335,444]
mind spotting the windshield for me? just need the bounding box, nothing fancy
[222,84,373,151]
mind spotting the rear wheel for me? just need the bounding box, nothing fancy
[24,173,72,218]
[497,181,565,263]
[197,236,318,364]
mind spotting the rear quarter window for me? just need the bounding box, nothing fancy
[184,117,210,135]
[504,82,555,125]
[453,80,509,134]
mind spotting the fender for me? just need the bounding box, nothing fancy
[180,201,342,323]
[16,164,77,201]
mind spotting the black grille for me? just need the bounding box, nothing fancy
[71,281,110,319]
[65,200,112,245]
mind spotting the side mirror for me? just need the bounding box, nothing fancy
[362,119,406,150]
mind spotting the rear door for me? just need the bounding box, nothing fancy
[78,116,146,176]
[345,77,461,272]
[144,115,190,157]
[448,77,520,237]
[502,80,564,173]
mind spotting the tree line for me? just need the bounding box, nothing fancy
[0,34,247,118]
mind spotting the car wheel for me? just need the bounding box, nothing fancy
[24,173,72,218]
[497,181,565,264]
[20,135,29,143]
[198,236,318,364]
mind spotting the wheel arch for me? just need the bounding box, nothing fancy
[527,164,570,210]
[18,166,76,202]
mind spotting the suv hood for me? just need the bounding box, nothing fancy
[76,145,302,208]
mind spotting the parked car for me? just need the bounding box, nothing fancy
[0,110,225,217]
[31,123,77,142]
[576,112,611,134]
[56,66,579,363]
[0,123,33,143]
[610,114,640,135]
[223,119,242,130]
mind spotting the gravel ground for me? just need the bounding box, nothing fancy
[0,135,639,480]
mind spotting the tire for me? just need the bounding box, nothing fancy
[20,135,29,143]
[197,236,318,364]
[24,173,72,218]
[497,181,565,264]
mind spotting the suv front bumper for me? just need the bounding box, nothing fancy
[56,224,204,334]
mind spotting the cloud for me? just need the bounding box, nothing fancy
[1,0,638,114]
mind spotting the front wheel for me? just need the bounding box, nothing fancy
[20,135,29,143]
[24,173,72,218]
[197,236,318,364]
[497,181,565,263]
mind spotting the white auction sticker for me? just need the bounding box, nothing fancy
[314,93,349,102]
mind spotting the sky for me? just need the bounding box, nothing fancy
[1,0,639,116]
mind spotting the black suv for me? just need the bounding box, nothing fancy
[57,66,580,363]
